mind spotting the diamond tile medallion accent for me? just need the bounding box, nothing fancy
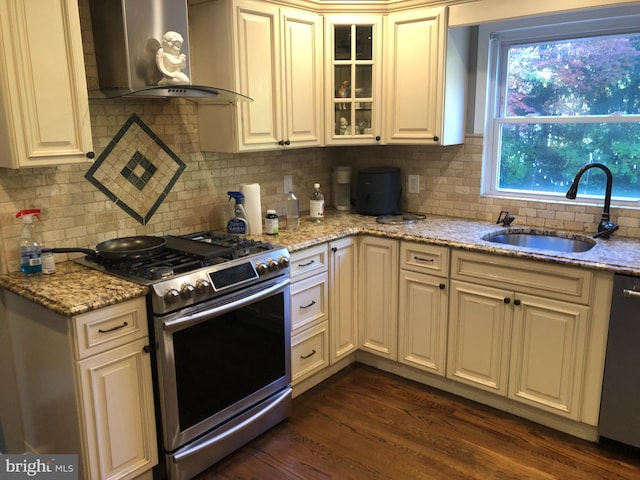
[85,113,186,224]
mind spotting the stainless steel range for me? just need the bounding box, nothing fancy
[77,232,292,480]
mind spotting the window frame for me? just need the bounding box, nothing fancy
[480,8,640,208]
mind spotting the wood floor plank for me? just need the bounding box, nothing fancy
[197,365,640,480]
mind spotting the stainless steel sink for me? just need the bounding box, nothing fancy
[483,230,596,253]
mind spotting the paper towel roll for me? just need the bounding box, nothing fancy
[239,183,262,235]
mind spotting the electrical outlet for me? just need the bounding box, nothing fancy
[408,175,420,194]
[284,175,293,194]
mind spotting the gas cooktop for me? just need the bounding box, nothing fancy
[75,231,290,315]
[75,232,273,283]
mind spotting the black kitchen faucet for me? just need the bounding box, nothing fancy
[565,163,619,239]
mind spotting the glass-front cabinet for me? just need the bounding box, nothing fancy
[325,15,383,145]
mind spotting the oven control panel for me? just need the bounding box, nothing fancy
[151,247,290,314]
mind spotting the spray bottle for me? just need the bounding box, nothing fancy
[16,209,42,275]
[226,192,250,235]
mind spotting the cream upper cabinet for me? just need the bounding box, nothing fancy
[329,237,358,363]
[385,6,467,145]
[191,0,323,152]
[325,15,384,145]
[358,236,398,359]
[0,0,93,168]
[448,251,593,420]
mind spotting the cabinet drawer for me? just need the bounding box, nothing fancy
[73,297,148,360]
[291,321,328,384]
[401,242,449,277]
[289,244,328,281]
[291,272,328,333]
[452,250,592,304]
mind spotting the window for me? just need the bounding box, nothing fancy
[483,14,640,206]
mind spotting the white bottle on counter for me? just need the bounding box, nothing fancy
[265,210,279,235]
[310,183,325,222]
[41,248,56,274]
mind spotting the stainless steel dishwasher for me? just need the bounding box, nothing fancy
[598,273,640,448]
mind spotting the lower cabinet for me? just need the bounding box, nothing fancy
[447,251,592,420]
[329,237,358,363]
[289,244,330,385]
[359,236,399,360]
[398,242,449,375]
[5,294,157,480]
[77,338,157,480]
[287,238,610,437]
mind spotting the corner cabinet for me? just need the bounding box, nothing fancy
[6,293,157,480]
[191,0,323,152]
[324,15,384,145]
[385,6,468,145]
[0,0,93,168]
[358,236,398,359]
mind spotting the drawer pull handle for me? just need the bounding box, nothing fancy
[300,300,317,309]
[623,289,640,298]
[298,260,316,267]
[300,349,317,359]
[414,256,434,263]
[98,321,128,333]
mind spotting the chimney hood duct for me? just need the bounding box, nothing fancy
[88,0,251,103]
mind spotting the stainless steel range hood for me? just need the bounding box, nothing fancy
[88,0,251,103]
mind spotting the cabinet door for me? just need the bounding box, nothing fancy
[509,294,589,419]
[0,0,93,168]
[329,237,358,363]
[77,338,157,480]
[358,236,398,360]
[325,15,384,145]
[385,7,443,144]
[235,0,282,150]
[447,280,511,395]
[281,7,323,148]
[398,270,448,375]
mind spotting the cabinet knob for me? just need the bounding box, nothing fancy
[143,345,151,353]
[514,299,522,306]
[331,247,338,253]
[439,283,445,290]
[86,151,95,159]
[375,135,381,142]
[503,297,511,304]
[433,136,439,142]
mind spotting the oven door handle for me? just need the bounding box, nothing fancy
[162,279,290,331]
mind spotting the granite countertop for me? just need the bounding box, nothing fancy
[0,261,148,316]
[253,210,640,276]
[2,211,640,316]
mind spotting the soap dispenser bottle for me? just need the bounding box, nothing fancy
[16,209,42,275]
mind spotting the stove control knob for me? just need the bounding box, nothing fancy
[267,258,278,272]
[277,255,289,269]
[164,288,180,304]
[195,279,210,294]
[256,261,268,276]
[180,283,196,299]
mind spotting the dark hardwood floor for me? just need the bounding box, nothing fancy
[198,365,640,480]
